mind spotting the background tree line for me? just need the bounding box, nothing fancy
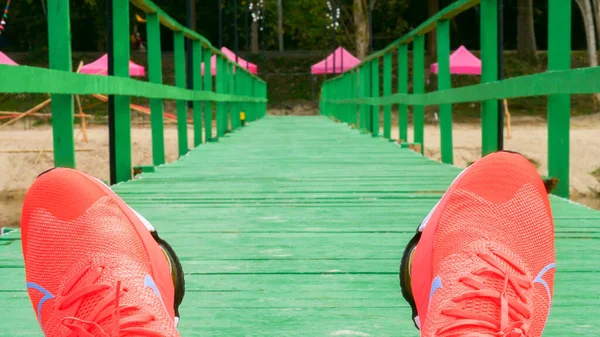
[0,0,592,61]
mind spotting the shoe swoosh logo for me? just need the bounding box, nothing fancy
[429,276,443,308]
[144,274,162,298]
[144,274,167,309]
[533,263,556,334]
[533,263,556,305]
[26,282,54,331]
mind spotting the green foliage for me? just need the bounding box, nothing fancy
[371,0,410,47]
[283,0,329,50]
[0,0,589,54]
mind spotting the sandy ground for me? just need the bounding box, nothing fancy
[1,113,599,227]
[0,124,196,227]
[389,114,600,209]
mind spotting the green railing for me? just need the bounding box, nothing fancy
[320,0,579,198]
[0,0,267,184]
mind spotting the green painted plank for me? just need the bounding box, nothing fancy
[322,64,600,107]
[0,65,266,103]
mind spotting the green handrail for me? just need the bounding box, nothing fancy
[320,0,575,198]
[0,0,267,184]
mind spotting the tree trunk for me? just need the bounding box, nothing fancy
[277,0,284,51]
[591,0,600,47]
[575,0,600,105]
[354,0,369,59]
[517,0,537,60]
[576,0,598,67]
[251,20,259,53]
[427,0,439,58]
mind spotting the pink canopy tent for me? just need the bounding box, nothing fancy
[311,47,360,75]
[430,45,481,75]
[202,47,259,76]
[221,47,258,74]
[80,54,146,77]
[0,51,18,66]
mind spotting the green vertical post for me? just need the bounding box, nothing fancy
[327,81,332,118]
[341,76,346,122]
[232,66,237,128]
[238,71,244,124]
[351,70,358,127]
[231,67,236,129]
[174,31,188,156]
[437,19,453,164]
[481,0,498,155]
[203,48,213,142]
[227,63,233,132]
[215,56,224,138]
[239,75,243,121]
[48,0,75,168]
[243,72,250,123]
[398,44,409,143]
[230,65,237,130]
[250,80,256,121]
[338,78,342,120]
[338,77,344,121]
[332,80,337,119]
[548,0,571,198]
[221,61,227,133]
[323,84,328,116]
[243,72,250,124]
[371,59,380,136]
[413,35,425,154]
[340,77,344,121]
[359,64,370,133]
[113,0,132,182]
[238,70,244,127]
[383,53,392,139]
[261,81,267,117]
[254,80,260,120]
[147,13,165,164]
[360,66,366,131]
[340,74,350,124]
[222,59,229,134]
[335,79,340,119]
[319,81,324,115]
[254,80,259,120]
[224,63,230,132]
[233,68,240,130]
[192,40,203,147]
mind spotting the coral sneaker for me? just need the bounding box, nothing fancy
[21,168,182,336]
[400,151,556,336]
